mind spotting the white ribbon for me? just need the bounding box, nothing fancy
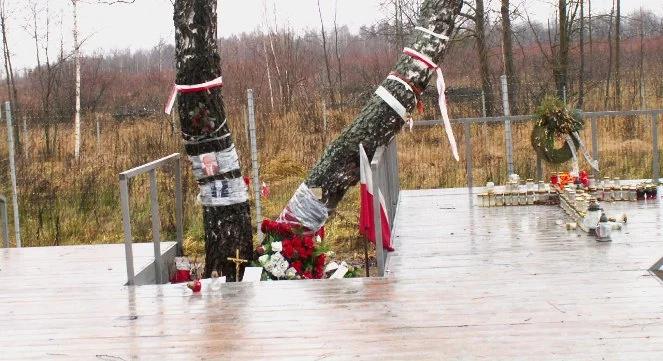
[415,26,449,41]
[565,135,580,177]
[403,47,459,161]
[572,131,600,171]
[375,86,408,120]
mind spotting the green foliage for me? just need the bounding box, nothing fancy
[531,96,583,164]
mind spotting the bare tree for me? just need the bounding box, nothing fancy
[500,0,518,113]
[0,0,20,148]
[72,0,82,160]
[333,0,344,107]
[462,0,496,115]
[614,0,621,109]
[317,0,336,108]
[579,0,585,108]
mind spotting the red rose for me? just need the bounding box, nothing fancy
[261,219,273,233]
[291,261,303,273]
[316,227,325,240]
[277,222,293,237]
[281,240,294,259]
[315,254,326,267]
[303,236,314,249]
[303,271,313,279]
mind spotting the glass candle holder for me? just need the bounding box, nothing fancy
[495,193,505,207]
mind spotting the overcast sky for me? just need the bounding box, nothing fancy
[4,0,661,70]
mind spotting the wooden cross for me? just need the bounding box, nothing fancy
[227,249,248,281]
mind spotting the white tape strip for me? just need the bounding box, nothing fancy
[199,177,248,206]
[277,183,329,231]
[375,86,407,120]
[415,26,449,41]
[386,74,414,94]
[190,145,240,179]
[572,131,600,171]
[565,135,580,177]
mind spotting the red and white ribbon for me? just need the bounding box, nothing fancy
[403,47,459,161]
[164,76,224,115]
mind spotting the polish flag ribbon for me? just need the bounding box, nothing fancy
[403,47,459,161]
[164,76,224,115]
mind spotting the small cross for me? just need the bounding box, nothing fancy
[227,249,248,281]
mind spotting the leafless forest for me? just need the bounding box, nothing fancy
[0,0,662,257]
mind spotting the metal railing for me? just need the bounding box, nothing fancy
[119,153,183,285]
[370,138,400,277]
[415,109,663,189]
[0,196,8,248]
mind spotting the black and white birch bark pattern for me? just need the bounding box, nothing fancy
[174,0,252,281]
[305,0,463,209]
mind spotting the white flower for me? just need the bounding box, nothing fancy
[315,235,322,243]
[271,241,283,253]
[285,267,297,278]
[258,254,269,266]
[264,253,289,278]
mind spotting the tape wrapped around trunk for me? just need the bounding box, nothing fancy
[277,183,329,232]
[190,145,240,179]
[199,177,248,206]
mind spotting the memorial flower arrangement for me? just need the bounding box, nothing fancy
[531,96,584,164]
[256,219,329,280]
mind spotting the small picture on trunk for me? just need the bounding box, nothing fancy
[200,152,220,177]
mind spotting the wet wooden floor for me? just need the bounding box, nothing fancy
[1,188,662,360]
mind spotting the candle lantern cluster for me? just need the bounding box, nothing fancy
[477,177,559,208]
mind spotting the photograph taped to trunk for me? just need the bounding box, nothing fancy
[190,145,240,179]
[199,177,248,206]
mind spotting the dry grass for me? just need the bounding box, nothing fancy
[0,89,660,264]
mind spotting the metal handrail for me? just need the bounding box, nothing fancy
[119,153,183,285]
[414,109,663,187]
[0,196,8,248]
[370,139,400,277]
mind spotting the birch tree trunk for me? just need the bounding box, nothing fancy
[73,0,81,160]
[500,0,518,114]
[300,0,462,211]
[173,0,252,281]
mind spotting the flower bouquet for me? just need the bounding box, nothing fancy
[256,219,329,280]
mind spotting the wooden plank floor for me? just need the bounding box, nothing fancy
[1,188,662,360]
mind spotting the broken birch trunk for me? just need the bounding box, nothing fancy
[173,0,252,280]
[278,0,463,229]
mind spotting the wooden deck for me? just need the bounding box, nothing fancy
[1,188,662,360]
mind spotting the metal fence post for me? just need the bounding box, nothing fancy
[247,89,263,242]
[119,176,135,285]
[96,114,101,150]
[149,170,164,284]
[464,122,473,191]
[322,100,328,145]
[481,90,487,118]
[536,156,543,181]
[590,114,600,179]
[174,155,184,255]
[500,75,514,176]
[653,113,660,183]
[371,156,385,277]
[5,102,20,247]
[0,196,8,248]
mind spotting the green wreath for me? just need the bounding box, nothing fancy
[531,97,584,164]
